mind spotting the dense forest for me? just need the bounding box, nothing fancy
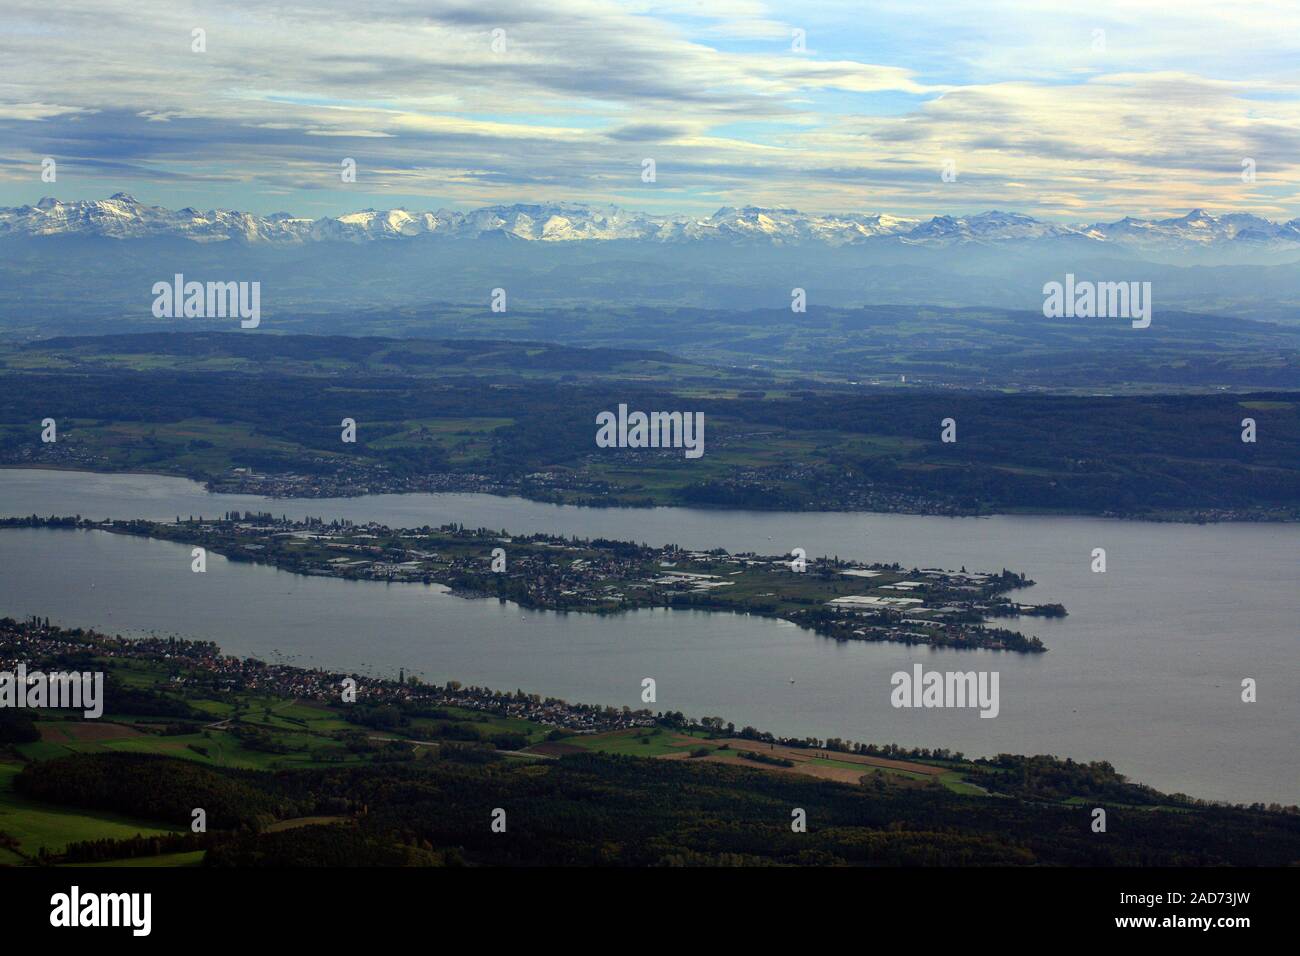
[15,749,1300,867]
[16,753,284,830]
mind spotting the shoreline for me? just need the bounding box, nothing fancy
[5,615,1290,812]
[2,513,1296,807]
[3,464,1296,525]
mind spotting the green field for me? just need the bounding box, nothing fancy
[406,707,551,747]
[568,735,999,794]
[805,755,931,780]
[0,762,180,858]
[563,728,714,757]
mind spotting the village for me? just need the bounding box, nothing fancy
[0,616,658,735]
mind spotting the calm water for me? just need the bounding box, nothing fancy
[0,468,1296,804]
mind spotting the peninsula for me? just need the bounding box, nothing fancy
[2,514,1063,652]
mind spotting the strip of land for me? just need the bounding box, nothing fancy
[3,514,1061,652]
[1,333,1297,521]
[2,617,1296,868]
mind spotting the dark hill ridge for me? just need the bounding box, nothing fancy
[0,333,1296,519]
[9,332,715,381]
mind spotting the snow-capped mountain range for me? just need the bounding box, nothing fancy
[5,193,1300,250]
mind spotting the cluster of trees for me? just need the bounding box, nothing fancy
[0,710,40,743]
[976,754,1168,805]
[15,753,289,829]
[60,832,208,864]
[206,825,444,867]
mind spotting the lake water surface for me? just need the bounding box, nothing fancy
[0,467,1295,804]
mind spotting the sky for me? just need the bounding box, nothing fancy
[2,0,1299,221]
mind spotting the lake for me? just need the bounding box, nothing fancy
[1,467,1296,804]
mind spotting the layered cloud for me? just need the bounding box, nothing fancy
[1,0,1297,218]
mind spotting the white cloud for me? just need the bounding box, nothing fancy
[0,0,1296,218]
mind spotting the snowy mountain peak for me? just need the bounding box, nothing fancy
[1,196,1297,250]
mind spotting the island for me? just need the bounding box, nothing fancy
[2,513,1062,652]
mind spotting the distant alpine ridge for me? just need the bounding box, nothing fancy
[5,193,1300,250]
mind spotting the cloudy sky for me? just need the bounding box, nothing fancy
[2,0,1299,220]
